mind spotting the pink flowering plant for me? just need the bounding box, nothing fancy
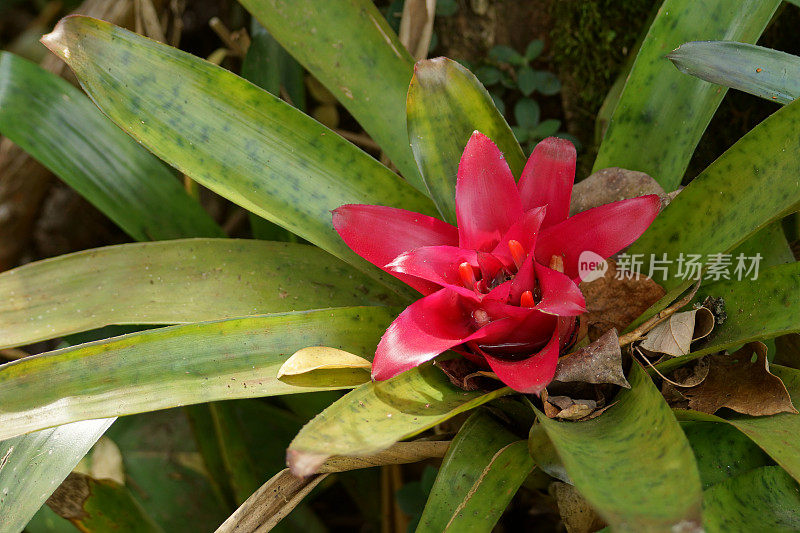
[0,1,799,531]
[335,133,659,393]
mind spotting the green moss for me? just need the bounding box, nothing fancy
[550,0,656,170]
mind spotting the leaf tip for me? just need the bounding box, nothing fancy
[286,448,328,477]
[40,16,75,61]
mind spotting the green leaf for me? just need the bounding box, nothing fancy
[0,419,114,533]
[673,365,800,486]
[681,421,772,489]
[530,363,702,530]
[593,0,780,190]
[406,58,525,223]
[41,16,434,291]
[524,40,544,61]
[655,262,800,373]
[0,306,396,441]
[531,119,561,139]
[474,65,502,86]
[0,239,399,349]
[668,41,800,105]
[488,45,524,66]
[46,473,163,532]
[516,66,537,96]
[627,97,800,307]
[238,0,424,192]
[731,222,795,269]
[417,410,525,533]
[532,70,561,96]
[287,365,510,475]
[436,0,458,17]
[0,52,223,241]
[727,365,800,485]
[514,98,541,130]
[107,409,233,530]
[702,466,800,532]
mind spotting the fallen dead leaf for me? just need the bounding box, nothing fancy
[553,329,630,388]
[640,311,695,357]
[682,342,798,416]
[580,259,666,341]
[640,307,715,357]
[550,481,606,533]
[541,390,599,420]
[569,167,666,216]
[277,346,371,378]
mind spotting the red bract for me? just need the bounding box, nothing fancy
[333,132,660,394]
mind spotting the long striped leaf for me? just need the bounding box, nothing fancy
[628,96,800,312]
[593,0,779,190]
[239,0,425,191]
[418,410,528,533]
[406,58,525,224]
[531,363,702,530]
[669,41,800,105]
[0,307,396,441]
[287,365,510,475]
[40,16,434,291]
[0,239,399,349]
[0,419,115,533]
[0,52,222,241]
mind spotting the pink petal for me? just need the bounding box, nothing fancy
[483,326,560,394]
[476,252,506,287]
[385,245,477,288]
[372,289,490,380]
[456,132,524,252]
[492,207,546,266]
[509,254,536,303]
[534,263,586,316]
[333,204,458,293]
[535,195,661,280]
[517,137,576,228]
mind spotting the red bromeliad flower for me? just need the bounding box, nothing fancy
[333,132,660,394]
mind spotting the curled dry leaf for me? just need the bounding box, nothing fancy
[276,346,371,378]
[553,329,630,388]
[640,307,715,358]
[550,481,606,533]
[569,167,667,216]
[579,259,666,341]
[682,343,799,416]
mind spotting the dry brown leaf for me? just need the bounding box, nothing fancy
[276,346,371,378]
[550,481,606,533]
[570,167,666,216]
[579,259,666,341]
[682,343,799,416]
[670,357,711,388]
[640,311,695,357]
[640,307,715,357]
[398,0,436,60]
[554,329,630,388]
[215,469,328,533]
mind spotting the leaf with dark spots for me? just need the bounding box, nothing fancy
[553,329,630,388]
[682,343,798,416]
[569,167,666,216]
[579,259,666,341]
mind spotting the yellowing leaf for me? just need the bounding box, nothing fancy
[277,346,372,378]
